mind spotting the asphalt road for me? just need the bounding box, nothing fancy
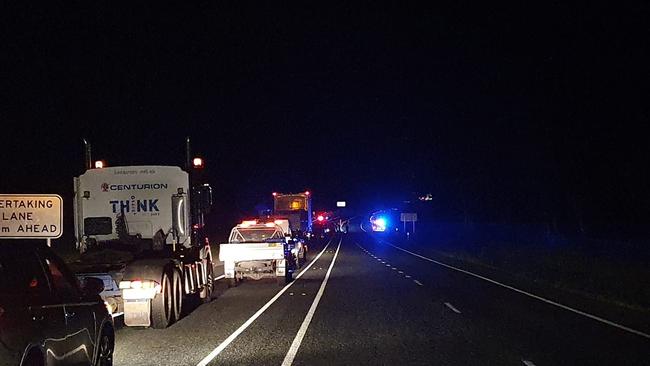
[113,222,649,365]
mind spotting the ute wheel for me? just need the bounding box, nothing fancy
[151,271,173,329]
[94,327,114,366]
[201,262,214,303]
[172,269,184,322]
[227,274,239,288]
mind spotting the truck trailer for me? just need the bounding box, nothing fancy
[272,191,313,239]
[71,139,214,328]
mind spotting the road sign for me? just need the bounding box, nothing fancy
[400,213,417,222]
[400,212,417,233]
[0,194,63,239]
[336,201,346,207]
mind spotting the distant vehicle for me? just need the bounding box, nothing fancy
[370,214,388,232]
[219,220,306,286]
[312,211,335,238]
[272,192,313,239]
[0,240,114,366]
[70,138,215,328]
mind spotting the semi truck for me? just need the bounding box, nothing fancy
[272,191,313,239]
[70,138,215,328]
[219,220,306,287]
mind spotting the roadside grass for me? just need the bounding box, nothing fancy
[433,241,650,312]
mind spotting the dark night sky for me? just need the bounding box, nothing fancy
[2,2,650,240]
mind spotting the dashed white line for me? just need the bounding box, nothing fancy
[405,275,411,279]
[522,360,536,366]
[413,280,423,286]
[398,271,404,274]
[383,240,650,340]
[196,238,336,366]
[281,239,342,366]
[444,302,461,314]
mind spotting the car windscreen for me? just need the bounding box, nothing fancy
[237,228,282,242]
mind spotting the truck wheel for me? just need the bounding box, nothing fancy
[172,269,184,322]
[151,271,173,329]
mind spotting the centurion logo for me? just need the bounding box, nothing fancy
[101,183,168,192]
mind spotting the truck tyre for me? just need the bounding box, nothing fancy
[172,269,184,322]
[151,271,173,329]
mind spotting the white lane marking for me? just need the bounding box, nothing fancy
[384,241,650,340]
[281,239,342,366]
[413,280,423,286]
[385,264,391,267]
[405,275,411,278]
[391,267,397,270]
[196,238,336,366]
[398,271,404,274]
[522,360,536,366]
[444,302,461,314]
[215,274,225,281]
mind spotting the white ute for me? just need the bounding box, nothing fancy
[219,220,306,286]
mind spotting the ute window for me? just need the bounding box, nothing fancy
[0,244,49,296]
[231,228,283,243]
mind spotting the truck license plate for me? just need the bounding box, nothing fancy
[124,299,150,327]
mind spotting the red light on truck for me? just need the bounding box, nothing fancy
[272,192,277,197]
[193,157,204,168]
[317,215,324,222]
[304,191,310,195]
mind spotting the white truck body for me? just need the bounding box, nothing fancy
[74,166,191,249]
[72,165,212,328]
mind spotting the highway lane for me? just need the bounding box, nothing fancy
[112,226,649,365]
[354,230,650,365]
[113,238,333,366]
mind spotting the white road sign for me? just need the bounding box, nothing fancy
[400,213,418,222]
[0,194,63,239]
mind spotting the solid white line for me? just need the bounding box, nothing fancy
[522,360,536,366]
[196,238,335,366]
[444,302,461,314]
[281,238,342,366]
[384,241,650,339]
[413,280,423,286]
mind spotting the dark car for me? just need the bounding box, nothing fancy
[0,240,114,366]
